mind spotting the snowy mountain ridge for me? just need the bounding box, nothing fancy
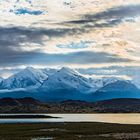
[0,67,126,91]
[0,67,139,102]
[0,67,48,89]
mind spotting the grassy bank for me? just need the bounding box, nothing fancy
[0,122,140,140]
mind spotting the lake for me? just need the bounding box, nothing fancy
[0,114,140,124]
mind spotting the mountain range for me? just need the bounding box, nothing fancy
[0,67,139,102]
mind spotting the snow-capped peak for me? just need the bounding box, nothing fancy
[1,67,48,89]
[88,77,124,92]
[42,68,57,77]
[41,67,92,93]
[57,67,79,75]
[102,77,123,86]
[0,66,137,95]
[15,67,48,82]
[0,67,139,102]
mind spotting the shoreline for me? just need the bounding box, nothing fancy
[0,114,59,119]
[0,113,140,124]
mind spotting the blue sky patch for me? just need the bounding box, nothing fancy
[57,41,95,49]
[10,8,45,15]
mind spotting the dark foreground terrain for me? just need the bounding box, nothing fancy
[0,97,140,113]
[0,122,140,140]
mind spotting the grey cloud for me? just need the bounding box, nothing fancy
[0,5,139,53]
[78,66,140,77]
[0,5,139,68]
[66,5,140,28]
[0,27,44,48]
[0,26,88,50]
[0,47,132,67]
[85,5,140,20]
[0,65,139,79]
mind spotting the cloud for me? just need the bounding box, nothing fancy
[0,26,81,49]
[66,5,140,28]
[0,27,44,48]
[85,5,140,20]
[77,66,140,77]
[57,41,95,49]
[0,26,133,68]
[0,0,139,80]
[2,5,140,52]
[0,46,132,67]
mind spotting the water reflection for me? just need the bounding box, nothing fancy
[0,114,140,124]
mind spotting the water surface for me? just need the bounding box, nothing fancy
[0,114,140,124]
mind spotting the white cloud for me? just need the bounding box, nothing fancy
[0,0,139,78]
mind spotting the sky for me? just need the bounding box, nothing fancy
[0,0,140,84]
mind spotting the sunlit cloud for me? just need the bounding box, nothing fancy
[0,0,139,79]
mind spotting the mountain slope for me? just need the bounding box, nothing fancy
[0,77,3,84]
[36,67,96,101]
[0,67,48,89]
[41,67,93,93]
[89,77,121,92]
[0,67,139,102]
[0,97,40,106]
[0,98,140,113]
[93,80,140,101]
